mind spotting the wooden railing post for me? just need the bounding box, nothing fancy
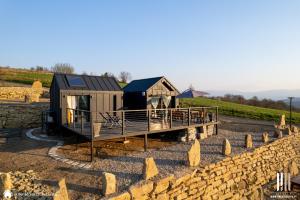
[188,107,191,126]
[216,107,219,135]
[81,111,83,134]
[122,111,125,135]
[148,109,151,132]
[170,109,172,129]
[90,111,94,162]
[73,109,76,129]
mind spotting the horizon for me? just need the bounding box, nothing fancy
[1,1,300,92]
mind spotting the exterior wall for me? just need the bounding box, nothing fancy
[60,90,123,125]
[108,133,300,200]
[0,87,43,101]
[123,92,147,110]
[0,103,49,128]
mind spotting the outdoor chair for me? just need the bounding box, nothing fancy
[106,112,133,127]
[99,112,120,128]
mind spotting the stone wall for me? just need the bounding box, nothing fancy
[0,87,43,101]
[0,103,49,128]
[108,133,300,200]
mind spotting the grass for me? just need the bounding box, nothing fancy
[0,67,128,88]
[180,97,300,124]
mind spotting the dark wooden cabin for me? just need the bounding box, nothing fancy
[123,76,180,110]
[50,73,123,127]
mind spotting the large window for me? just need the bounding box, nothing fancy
[66,75,86,88]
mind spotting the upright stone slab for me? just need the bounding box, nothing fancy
[278,114,286,129]
[102,172,117,196]
[143,157,159,180]
[245,134,253,148]
[0,173,12,197]
[274,129,282,138]
[291,125,299,133]
[262,132,269,143]
[222,139,231,156]
[32,80,43,88]
[54,178,69,200]
[290,161,299,176]
[187,139,200,167]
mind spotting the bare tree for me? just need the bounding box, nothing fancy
[119,71,132,83]
[189,84,195,90]
[51,63,74,74]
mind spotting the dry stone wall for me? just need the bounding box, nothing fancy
[108,132,300,200]
[0,103,49,128]
[0,87,43,101]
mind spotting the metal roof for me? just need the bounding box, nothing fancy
[123,77,164,92]
[53,73,122,91]
[177,89,209,98]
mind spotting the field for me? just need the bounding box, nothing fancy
[0,67,127,88]
[180,97,300,124]
[0,68,53,87]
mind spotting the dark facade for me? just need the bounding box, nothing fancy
[50,73,123,126]
[123,76,180,110]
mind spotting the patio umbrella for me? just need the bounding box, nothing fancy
[177,89,209,98]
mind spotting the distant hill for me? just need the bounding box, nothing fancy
[208,89,300,101]
[283,97,300,108]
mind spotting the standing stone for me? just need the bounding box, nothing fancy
[222,139,231,156]
[187,139,201,167]
[245,134,253,148]
[262,132,269,143]
[32,80,43,88]
[0,173,12,197]
[289,161,299,176]
[274,129,282,138]
[143,157,159,180]
[278,131,283,138]
[277,114,286,129]
[102,172,117,196]
[291,125,299,133]
[54,178,69,200]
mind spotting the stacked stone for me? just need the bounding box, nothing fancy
[108,133,300,200]
[0,103,49,128]
[0,87,43,101]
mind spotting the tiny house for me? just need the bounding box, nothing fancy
[50,73,123,126]
[123,76,180,110]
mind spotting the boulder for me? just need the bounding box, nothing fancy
[32,80,42,88]
[187,139,201,167]
[222,139,231,156]
[245,134,253,148]
[102,172,117,196]
[274,129,283,138]
[262,132,269,143]
[291,125,299,133]
[143,157,159,180]
[290,161,299,176]
[54,178,69,200]
[0,173,12,197]
[279,114,286,128]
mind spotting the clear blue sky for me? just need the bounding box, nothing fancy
[1,0,300,92]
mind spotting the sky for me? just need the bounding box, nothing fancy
[1,0,300,92]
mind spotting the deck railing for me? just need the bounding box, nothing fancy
[65,106,219,140]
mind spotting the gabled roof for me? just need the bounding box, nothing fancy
[123,77,164,92]
[52,73,122,91]
[177,89,209,98]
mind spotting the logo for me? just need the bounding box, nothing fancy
[3,190,12,199]
[276,172,291,192]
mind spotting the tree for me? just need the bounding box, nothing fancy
[51,63,74,74]
[189,84,195,90]
[119,71,132,83]
[101,72,115,78]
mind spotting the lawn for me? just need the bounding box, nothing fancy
[180,97,300,124]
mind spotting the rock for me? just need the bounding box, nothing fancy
[143,157,159,180]
[262,132,269,143]
[283,127,292,135]
[108,192,131,200]
[187,139,201,167]
[54,178,69,200]
[245,134,253,148]
[102,172,117,196]
[278,114,286,128]
[222,139,231,156]
[291,125,299,133]
[0,173,12,196]
[32,80,43,88]
[290,161,299,176]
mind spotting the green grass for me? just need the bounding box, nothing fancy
[0,67,127,88]
[180,97,300,124]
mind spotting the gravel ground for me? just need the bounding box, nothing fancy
[0,116,284,199]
